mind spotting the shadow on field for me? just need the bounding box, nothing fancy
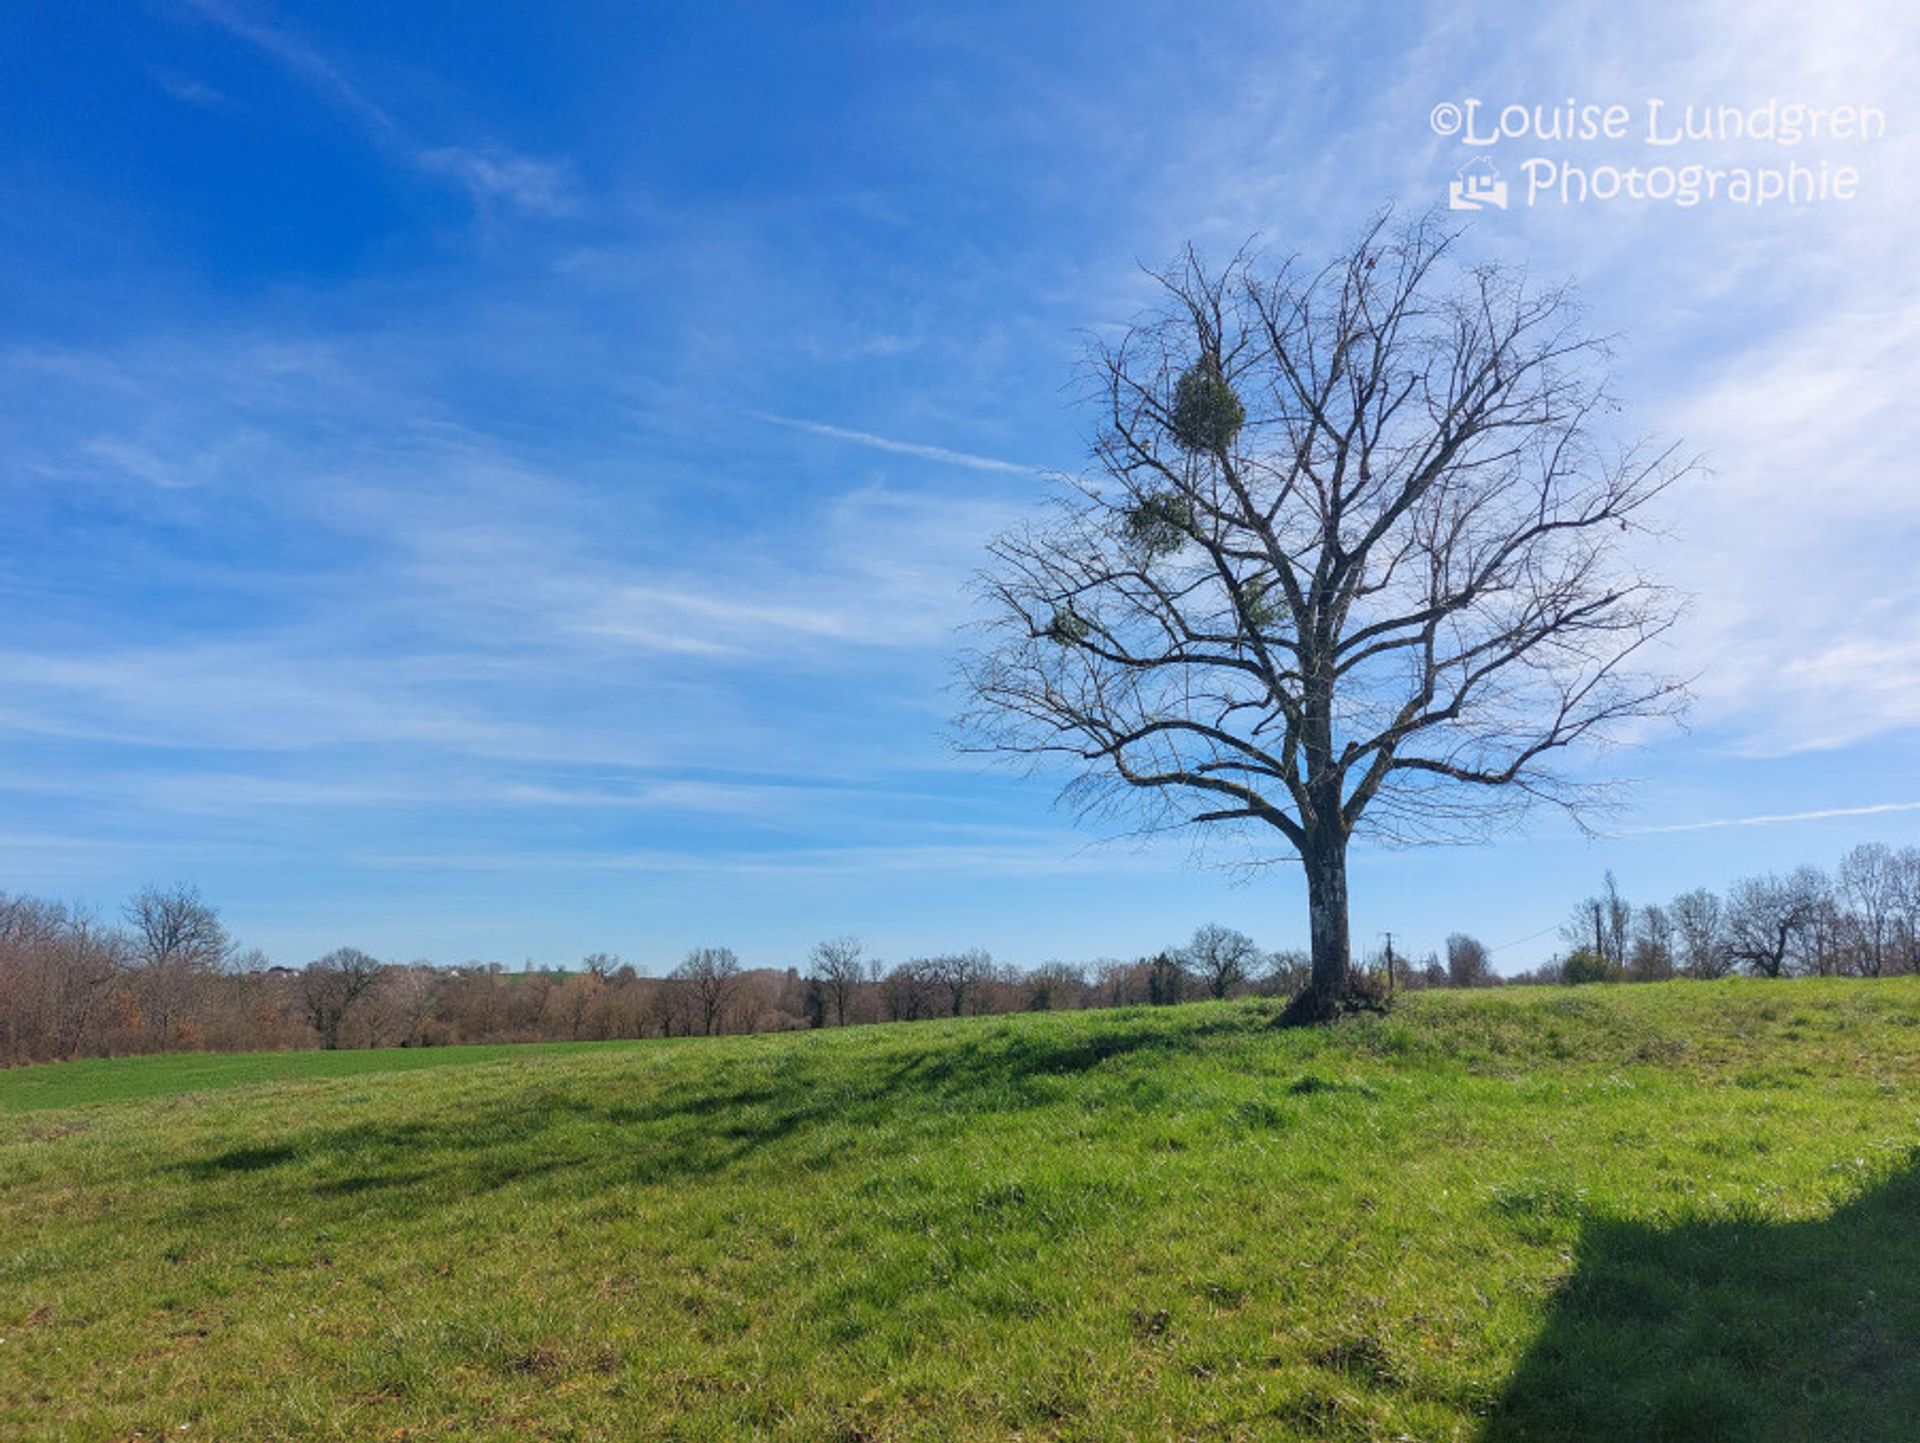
[1486,1158,1920,1443]
[167,1011,1255,1216]
[184,1142,298,1176]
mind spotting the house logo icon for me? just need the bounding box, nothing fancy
[1448,156,1508,211]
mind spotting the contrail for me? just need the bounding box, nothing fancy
[1625,800,1920,835]
[760,414,1046,476]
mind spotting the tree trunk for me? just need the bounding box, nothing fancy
[1286,826,1352,1023]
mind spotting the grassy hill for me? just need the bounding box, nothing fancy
[3,981,1918,1441]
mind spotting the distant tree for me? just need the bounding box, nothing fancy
[670,946,742,1036]
[795,973,825,1028]
[49,909,125,1061]
[881,960,938,1022]
[124,884,232,971]
[1507,958,1567,986]
[1145,951,1185,1006]
[1564,873,1632,971]
[0,896,126,1064]
[1417,952,1448,989]
[1263,949,1313,998]
[581,952,622,982]
[1896,846,1920,974]
[379,963,442,1046]
[299,947,385,1049]
[1789,876,1844,977]
[808,937,867,1026]
[123,884,232,1048]
[1670,888,1729,978]
[1179,924,1262,999]
[1628,903,1676,981]
[1838,844,1901,977]
[960,215,1688,1022]
[1026,961,1086,1011]
[546,969,603,1041]
[921,950,993,1017]
[1446,933,1495,988]
[1094,958,1147,1008]
[1561,946,1621,984]
[1725,868,1827,977]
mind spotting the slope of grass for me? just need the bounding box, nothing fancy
[0,1040,612,1114]
[3,979,1917,1441]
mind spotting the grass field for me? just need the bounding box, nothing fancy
[3,980,1918,1441]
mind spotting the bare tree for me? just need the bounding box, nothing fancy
[546,970,602,1040]
[960,213,1686,1021]
[670,946,741,1036]
[1670,887,1728,978]
[1838,843,1901,978]
[378,963,442,1046]
[1628,903,1675,981]
[0,895,118,1063]
[808,937,868,1026]
[1260,948,1312,997]
[1725,869,1826,978]
[581,952,622,983]
[1787,873,1842,977]
[1093,958,1146,1007]
[1178,923,1263,999]
[124,883,231,970]
[1445,932,1494,988]
[881,959,939,1021]
[300,947,385,1049]
[1564,872,1633,970]
[1025,960,1086,1011]
[924,950,994,1018]
[1895,846,1920,975]
[123,883,232,1048]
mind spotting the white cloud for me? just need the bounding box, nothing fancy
[151,70,230,109]
[182,0,395,135]
[415,147,579,218]
[179,0,576,217]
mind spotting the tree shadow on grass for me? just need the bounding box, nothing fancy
[182,1142,298,1176]
[1486,1157,1920,1443]
[165,1009,1259,1217]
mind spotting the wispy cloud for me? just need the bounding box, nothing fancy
[760,414,1048,476]
[182,0,395,134]
[179,0,577,217]
[361,836,1169,879]
[415,147,579,217]
[150,69,230,109]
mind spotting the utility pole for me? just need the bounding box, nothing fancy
[1382,931,1396,999]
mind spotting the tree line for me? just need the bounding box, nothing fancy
[2,840,1915,1065]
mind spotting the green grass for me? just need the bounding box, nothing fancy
[3,980,1917,1441]
[0,1041,608,1114]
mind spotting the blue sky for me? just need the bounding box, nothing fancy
[3,1,1918,973]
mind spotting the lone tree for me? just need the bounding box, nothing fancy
[299,946,385,1050]
[961,213,1686,1021]
[670,945,742,1036]
[123,882,233,1048]
[1180,922,1262,999]
[807,936,867,1026]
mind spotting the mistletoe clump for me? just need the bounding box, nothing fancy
[1045,607,1090,645]
[1123,491,1194,559]
[1241,575,1278,630]
[1170,355,1245,454]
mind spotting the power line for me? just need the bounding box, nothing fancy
[1488,921,1563,954]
